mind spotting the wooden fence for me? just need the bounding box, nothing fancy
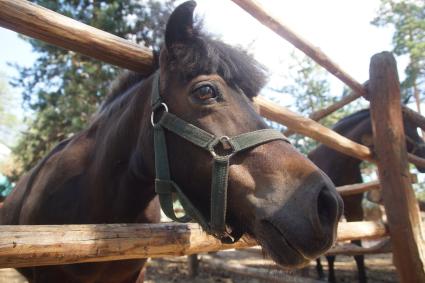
[0,0,424,282]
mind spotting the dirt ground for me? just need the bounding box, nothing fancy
[0,247,398,283]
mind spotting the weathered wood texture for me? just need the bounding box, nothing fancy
[254,96,374,162]
[0,221,387,268]
[369,52,425,283]
[337,180,380,197]
[336,221,387,242]
[308,91,363,122]
[337,174,417,197]
[284,90,363,136]
[254,96,425,169]
[326,238,392,256]
[231,0,366,98]
[0,0,154,73]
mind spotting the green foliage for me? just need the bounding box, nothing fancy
[372,0,425,101]
[0,72,21,148]
[11,0,174,178]
[280,54,362,154]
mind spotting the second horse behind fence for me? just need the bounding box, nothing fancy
[310,108,425,283]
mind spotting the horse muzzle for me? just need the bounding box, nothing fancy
[251,172,343,267]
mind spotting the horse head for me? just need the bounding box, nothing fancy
[402,109,425,172]
[147,1,343,267]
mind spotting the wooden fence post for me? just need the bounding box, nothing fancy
[369,51,425,283]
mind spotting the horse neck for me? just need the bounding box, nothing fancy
[309,117,372,186]
[87,77,157,220]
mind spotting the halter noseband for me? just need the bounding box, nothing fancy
[150,72,290,243]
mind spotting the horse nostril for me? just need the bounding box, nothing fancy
[316,186,340,234]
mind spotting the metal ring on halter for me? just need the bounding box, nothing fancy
[209,136,235,158]
[151,102,169,126]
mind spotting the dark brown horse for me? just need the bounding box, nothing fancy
[0,1,343,282]
[310,108,425,283]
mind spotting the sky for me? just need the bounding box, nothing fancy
[0,0,398,104]
[0,0,401,150]
[195,0,399,103]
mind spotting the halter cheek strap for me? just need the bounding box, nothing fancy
[150,72,290,243]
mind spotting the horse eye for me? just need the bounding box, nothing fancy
[193,85,217,103]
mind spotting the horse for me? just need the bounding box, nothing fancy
[0,1,343,282]
[309,107,425,283]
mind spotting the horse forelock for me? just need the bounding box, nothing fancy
[163,27,267,99]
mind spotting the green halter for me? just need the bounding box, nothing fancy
[151,72,290,243]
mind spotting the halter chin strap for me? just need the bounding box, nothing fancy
[150,72,290,243]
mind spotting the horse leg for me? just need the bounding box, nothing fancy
[188,254,199,278]
[352,240,367,283]
[327,255,336,283]
[316,258,325,280]
[344,194,367,283]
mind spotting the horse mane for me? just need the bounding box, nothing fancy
[331,109,370,134]
[98,24,266,117]
[100,50,161,110]
[162,23,267,99]
[101,71,150,109]
[92,24,266,132]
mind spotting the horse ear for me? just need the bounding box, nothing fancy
[165,1,197,49]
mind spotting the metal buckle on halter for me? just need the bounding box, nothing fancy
[209,136,236,158]
[150,102,169,126]
[211,226,242,244]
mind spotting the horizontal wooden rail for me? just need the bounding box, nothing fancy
[284,90,363,136]
[326,238,392,256]
[337,174,417,197]
[254,96,425,168]
[336,221,387,242]
[231,0,425,168]
[337,180,380,197]
[0,221,387,268]
[309,91,363,123]
[231,0,366,98]
[254,96,374,162]
[0,0,154,73]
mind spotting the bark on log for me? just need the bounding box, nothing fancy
[231,0,366,98]
[0,0,154,73]
[0,221,387,268]
[369,51,425,283]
